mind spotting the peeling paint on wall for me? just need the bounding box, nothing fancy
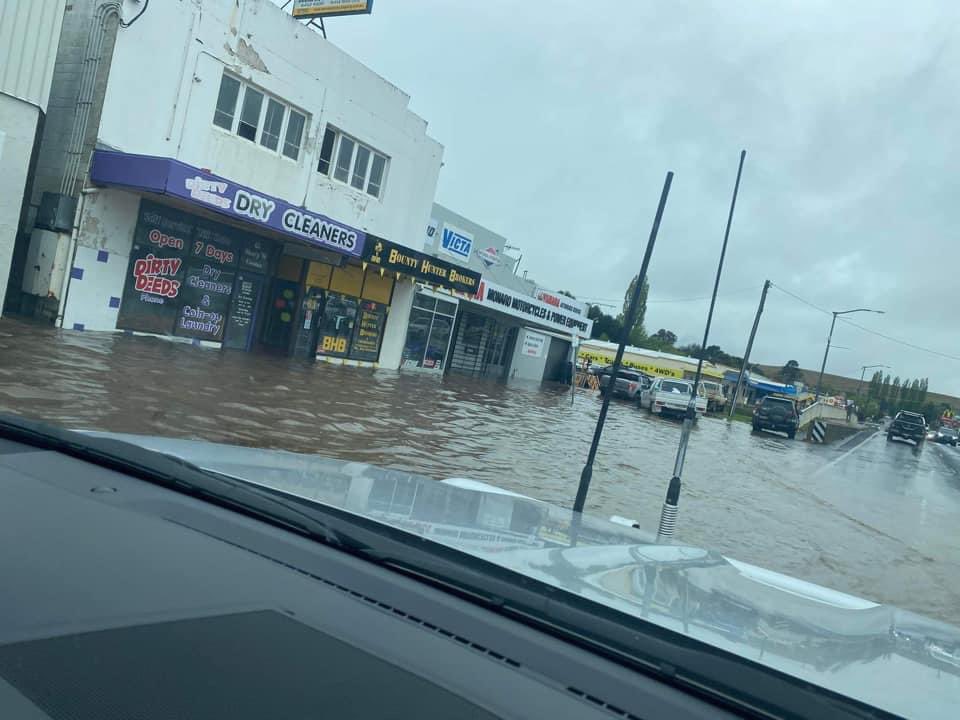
[236,38,269,74]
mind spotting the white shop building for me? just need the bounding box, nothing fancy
[25,0,445,367]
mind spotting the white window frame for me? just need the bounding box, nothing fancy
[317,126,389,199]
[212,72,308,162]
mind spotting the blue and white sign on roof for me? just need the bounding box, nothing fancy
[439,223,473,261]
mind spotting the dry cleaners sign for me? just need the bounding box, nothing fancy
[473,280,593,338]
[89,151,365,259]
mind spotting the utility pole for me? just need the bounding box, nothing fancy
[728,279,770,420]
[856,364,888,398]
[814,308,884,401]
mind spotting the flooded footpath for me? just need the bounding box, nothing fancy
[2,317,959,625]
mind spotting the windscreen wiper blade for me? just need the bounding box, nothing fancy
[0,414,346,548]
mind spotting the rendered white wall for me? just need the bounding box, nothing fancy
[61,188,138,332]
[97,0,443,252]
[378,279,415,371]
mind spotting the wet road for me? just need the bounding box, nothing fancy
[2,317,959,625]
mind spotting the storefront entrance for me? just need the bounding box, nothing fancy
[448,309,519,379]
[400,289,458,373]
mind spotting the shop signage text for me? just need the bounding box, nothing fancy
[473,280,592,338]
[89,152,365,259]
[535,287,587,317]
[521,330,546,358]
[439,224,473,260]
[292,0,373,19]
[364,237,481,294]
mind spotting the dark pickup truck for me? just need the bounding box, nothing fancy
[752,396,799,439]
[887,411,927,445]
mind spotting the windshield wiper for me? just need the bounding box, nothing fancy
[0,414,346,548]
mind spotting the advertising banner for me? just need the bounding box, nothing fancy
[116,201,191,335]
[471,279,593,338]
[438,223,473,261]
[521,330,546,357]
[292,0,373,18]
[534,287,587,317]
[364,236,481,295]
[90,151,365,259]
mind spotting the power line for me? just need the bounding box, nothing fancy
[579,287,756,306]
[770,283,960,363]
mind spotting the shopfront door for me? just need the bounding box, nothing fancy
[261,278,300,352]
[291,287,326,360]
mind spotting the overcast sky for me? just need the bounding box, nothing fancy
[285,0,960,396]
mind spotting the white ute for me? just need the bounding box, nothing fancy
[640,378,707,418]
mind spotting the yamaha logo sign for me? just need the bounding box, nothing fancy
[439,224,473,260]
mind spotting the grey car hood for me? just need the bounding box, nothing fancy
[88,432,960,718]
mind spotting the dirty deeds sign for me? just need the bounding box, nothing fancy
[164,163,365,259]
[117,201,190,335]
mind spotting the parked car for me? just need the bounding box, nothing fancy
[699,380,727,412]
[598,368,649,400]
[933,426,958,446]
[752,396,799,439]
[887,411,927,445]
[640,378,707,418]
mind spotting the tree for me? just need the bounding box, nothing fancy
[619,274,649,343]
[779,360,802,384]
[918,378,929,405]
[558,290,576,299]
[879,374,892,404]
[867,370,882,400]
[653,328,677,346]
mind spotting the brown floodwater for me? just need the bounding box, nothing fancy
[2,317,959,625]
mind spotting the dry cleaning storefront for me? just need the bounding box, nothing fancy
[64,150,399,364]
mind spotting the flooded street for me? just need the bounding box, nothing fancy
[2,317,959,625]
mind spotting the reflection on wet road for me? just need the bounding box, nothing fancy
[1,318,959,624]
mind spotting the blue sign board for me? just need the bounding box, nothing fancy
[90,150,365,259]
[440,226,473,260]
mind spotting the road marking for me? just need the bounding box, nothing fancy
[812,429,878,477]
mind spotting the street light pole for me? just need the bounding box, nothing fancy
[814,308,884,401]
[856,364,889,397]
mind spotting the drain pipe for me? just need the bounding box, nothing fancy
[60,2,122,197]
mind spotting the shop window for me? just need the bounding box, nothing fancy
[212,71,307,161]
[238,88,263,141]
[213,75,241,130]
[317,127,337,175]
[401,291,458,372]
[284,110,306,160]
[317,126,389,198]
[260,98,285,151]
[360,268,394,304]
[317,292,357,357]
[329,264,364,296]
[305,261,332,289]
[276,254,303,282]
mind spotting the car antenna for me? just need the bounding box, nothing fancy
[573,171,674,515]
[656,150,747,542]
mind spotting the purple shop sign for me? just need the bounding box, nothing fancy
[90,150,365,259]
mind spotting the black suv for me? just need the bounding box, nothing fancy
[887,411,927,445]
[752,396,799,439]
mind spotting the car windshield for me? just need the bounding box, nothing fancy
[2,1,959,718]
